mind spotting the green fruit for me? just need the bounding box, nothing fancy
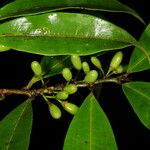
[62,102,78,115]
[91,57,102,70]
[0,45,10,52]
[31,61,42,76]
[84,70,98,83]
[56,91,69,100]
[49,103,62,119]
[113,65,124,74]
[82,62,90,74]
[110,51,123,70]
[62,68,72,81]
[64,84,78,95]
[71,55,82,70]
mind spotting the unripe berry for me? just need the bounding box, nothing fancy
[84,70,98,83]
[49,103,61,119]
[82,62,90,74]
[31,61,42,76]
[64,84,78,95]
[110,51,123,70]
[62,102,78,115]
[113,65,124,74]
[62,68,72,81]
[56,91,69,100]
[71,55,82,70]
[0,45,10,52]
[91,57,102,70]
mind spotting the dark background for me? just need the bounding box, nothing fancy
[0,0,150,150]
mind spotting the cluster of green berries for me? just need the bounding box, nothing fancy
[52,52,125,119]
[50,55,102,119]
[30,59,79,119]
[30,51,125,119]
[61,52,125,85]
[48,101,79,119]
[63,55,100,84]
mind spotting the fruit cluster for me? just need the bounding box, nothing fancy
[31,51,125,119]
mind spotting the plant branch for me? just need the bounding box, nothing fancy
[0,88,52,97]
[0,75,129,98]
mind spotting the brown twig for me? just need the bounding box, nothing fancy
[0,88,52,97]
[0,75,129,98]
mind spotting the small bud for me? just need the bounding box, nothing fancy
[0,45,10,52]
[31,61,42,76]
[64,84,78,95]
[62,68,72,81]
[56,91,69,100]
[91,57,102,70]
[71,55,82,70]
[62,102,78,115]
[49,103,62,119]
[82,62,90,74]
[113,65,124,74]
[84,70,98,83]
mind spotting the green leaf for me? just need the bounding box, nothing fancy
[63,93,117,150]
[128,24,150,73]
[0,99,33,150]
[0,0,144,23]
[122,82,150,129]
[41,55,72,78]
[0,13,137,56]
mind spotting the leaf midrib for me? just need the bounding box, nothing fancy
[0,34,135,45]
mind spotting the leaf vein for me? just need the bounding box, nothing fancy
[0,34,135,44]
[128,53,150,72]
[125,84,150,100]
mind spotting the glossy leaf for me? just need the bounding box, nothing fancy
[0,99,33,150]
[40,55,72,78]
[128,24,150,73]
[63,93,117,150]
[0,0,144,23]
[0,13,137,56]
[122,82,150,129]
